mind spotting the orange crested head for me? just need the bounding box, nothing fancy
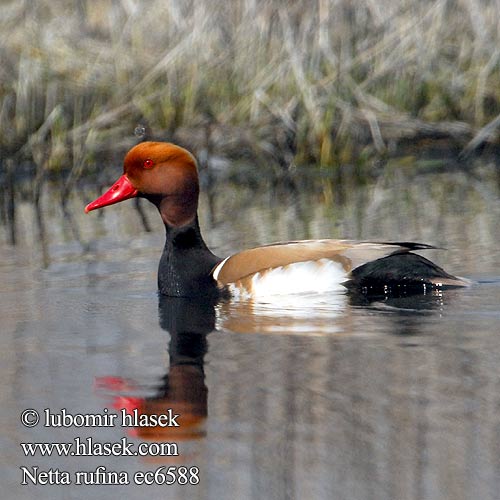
[85,142,200,227]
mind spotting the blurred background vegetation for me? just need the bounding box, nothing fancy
[0,0,500,223]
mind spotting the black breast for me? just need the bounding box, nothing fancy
[158,221,222,298]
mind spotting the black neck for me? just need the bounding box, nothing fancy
[157,216,222,298]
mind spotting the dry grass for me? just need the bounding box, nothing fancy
[1,0,500,182]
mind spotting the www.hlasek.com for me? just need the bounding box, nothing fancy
[19,408,200,486]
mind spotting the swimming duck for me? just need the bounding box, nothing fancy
[85,142,468,299]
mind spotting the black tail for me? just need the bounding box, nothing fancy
[375,241,442,252]
[344,252,467,295]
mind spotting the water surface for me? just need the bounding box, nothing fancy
[1,161,500,499]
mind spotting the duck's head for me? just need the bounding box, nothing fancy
[85,142,199,227]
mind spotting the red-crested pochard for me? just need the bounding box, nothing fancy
[85,142,468,299]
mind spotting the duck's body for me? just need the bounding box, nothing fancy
[85,142,468,299]
[214,239,466,298]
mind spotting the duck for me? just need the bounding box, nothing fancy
[85,141,468,299]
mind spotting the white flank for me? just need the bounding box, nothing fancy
[212,256,230,281]
[244,259,347,299]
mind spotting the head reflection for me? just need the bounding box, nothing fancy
[97,295,217,446]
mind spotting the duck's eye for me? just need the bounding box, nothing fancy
[143,159,154,169]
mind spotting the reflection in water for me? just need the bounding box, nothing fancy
[97,295,217,447]
[203,285,500,500]
[350,290,449,336]
[217,288,451,336]
[217,291,349,335]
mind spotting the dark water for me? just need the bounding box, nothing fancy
[2,162,500,499]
